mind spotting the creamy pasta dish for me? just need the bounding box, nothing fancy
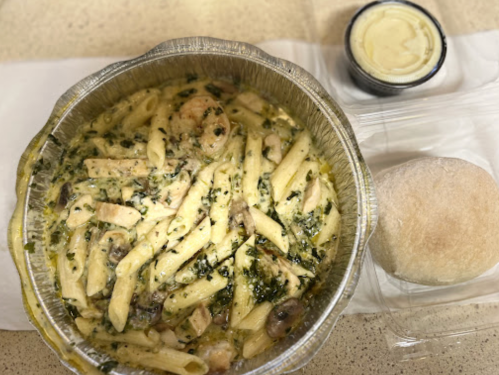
[44,76,341,375]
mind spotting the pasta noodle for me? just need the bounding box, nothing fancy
[236,301,273,331]
[66,194,94,229]
[76,318,161,348]
[108,272,137,332]
[242,329,275,359]
[242,133,262,206]
[147,101,171,169]
[116,345,208,375]
[122,89,160,131]
[86,230,128,296]
[116,216,174,278]
[175,230,242,284]
[231,235,256,327]
[167,163,219,241]
[210,163,234,244]
[58,226,88,308]
[249,207,289,254]
[84,88,152,134]
[270,131,311,201]
[150,216,211,291]
[163,259,233,315]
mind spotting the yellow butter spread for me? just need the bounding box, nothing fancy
[350,3,442,84]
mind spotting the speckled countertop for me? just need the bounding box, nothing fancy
[1,0,499,374]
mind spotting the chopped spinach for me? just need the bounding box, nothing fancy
[24,242,35,253]
[205,83,221,98]
[177,88,198,98]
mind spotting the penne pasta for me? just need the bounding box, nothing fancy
[135,220,158,240]
[66,194,95,229]
[86,229,110,297]
[108,272,137,332]
[270,131,311,201]
[316,201,340,246]
[122,89,160,131]
[140,197,177,222]
[150,217,211,291]
[230,235,256,327]
[147,101,172,169]
[242,133,262,207]
[236,301,273,331]
[117,345,208,375]
[210,163,234,244]
[175,230,242,284]
[116,216,174,278]
[222,134,244,166]
[75,318,160,348]
[58,226,88,308]
[249,207,289,254]
[275,160,320,223]
[167,163,219,241]
[85,88,152,134]
[225,104,267,134]
[164,259,233,315]
[159,170,192,209]
[242,329,275,359]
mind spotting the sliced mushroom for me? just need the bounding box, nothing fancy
[302,177,321,213]
[229,198,255,236]
[266,298,304,339]
[108,242,131,264]
[129,303,163,329]
[212,308,229,328]
[56,182,72,212]
[263,134,282,164]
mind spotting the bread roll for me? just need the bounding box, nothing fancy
[370,157,499,286]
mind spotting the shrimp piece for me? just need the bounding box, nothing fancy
[170,96,230,156]
[236,91,267,113]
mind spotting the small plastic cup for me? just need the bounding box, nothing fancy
[345,0,447,95]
